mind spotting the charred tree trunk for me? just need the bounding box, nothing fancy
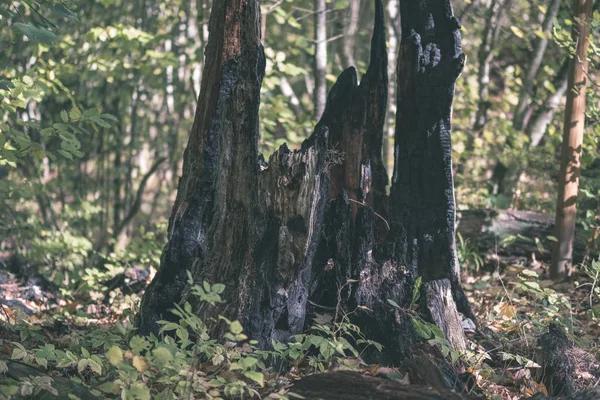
[390,0,471,349]
[138,0,471,360]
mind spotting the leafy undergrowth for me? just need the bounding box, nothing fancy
[0,255,599,400]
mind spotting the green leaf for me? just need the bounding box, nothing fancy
[129,336,150,354]
[11,343,27,360]
[176,326,189,342]
[22,76,34,87]
[97,382,119,394]
[77,359,89,373]
[244,371,264,387]
[50,4,77,21]
[70,107,81,121]
[387,299,401,309]
[230,320,243,335]
[430,324,444,340]
[0,9,15,19]
[520,269,539,278]
[0,79,14,91]
[34,357,48,369]
[412,276,422,305]
[106,346,123,366]
[57,149,73,160]
[61,110,69,123]
[212,283,226,294]
[88,359,102,374]
[13,23,59,44]
[510,26,525,39]
[128,383,151,400]
[41,127,54,136]
[161,322,179,331]
[411,318,432,340]
[242,357,259,369]
[152,347,174,364]
[53,123,70,131]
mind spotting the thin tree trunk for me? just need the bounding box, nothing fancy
[384,0,399,180]
[342,0,360,68]
[528,61,569,147]
[279,77,304,119]
[551,0,593,279]
[513,0,563,131]
[473,0,511,132]
[314,0,328,118]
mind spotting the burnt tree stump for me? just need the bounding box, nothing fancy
[138,0,473,360]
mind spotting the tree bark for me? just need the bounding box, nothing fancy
[390,0,472,349]
[527,61,569,148]
[551,0,592,280]
[473,0,511,132]
[341,0,360,69]
[513,0,563,131]
[384,0,400,181]
[138,0,471,360]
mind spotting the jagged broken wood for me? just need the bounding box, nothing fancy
[138,0,472,360]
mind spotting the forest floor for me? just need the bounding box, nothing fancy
[0,252,599,400]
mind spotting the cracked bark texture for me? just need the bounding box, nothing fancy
[138,0,472,359]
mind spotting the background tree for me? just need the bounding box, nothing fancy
[551,0,594,279]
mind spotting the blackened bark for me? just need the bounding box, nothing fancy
[138,0,266,335]
[138,0,471,360]
[391,0,472,331]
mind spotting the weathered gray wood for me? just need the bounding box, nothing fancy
[456,209,594,262]
[290,371,479,400]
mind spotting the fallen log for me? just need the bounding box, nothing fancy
[0,358,101,400]
[289,371,479,400]
[456,209,597,264]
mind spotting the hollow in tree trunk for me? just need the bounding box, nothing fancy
[138,0,472,360]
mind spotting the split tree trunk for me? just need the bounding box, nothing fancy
[138,0,472,360]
